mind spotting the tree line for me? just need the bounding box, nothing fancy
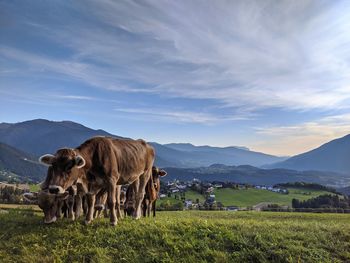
[0,185,26,203]
[292,194,350,209]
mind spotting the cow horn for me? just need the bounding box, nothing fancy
[159,169,167,177]
[39,154,55,166]
[75,155,86,169]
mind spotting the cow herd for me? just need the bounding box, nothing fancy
[23,136,167,226]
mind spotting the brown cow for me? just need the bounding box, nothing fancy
[23,190,69,224]
[124,166,167,217]
[94,187,126,219]
[39,136,155,226]
[142,167,167,217]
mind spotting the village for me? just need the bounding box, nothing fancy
[158,178,289,211]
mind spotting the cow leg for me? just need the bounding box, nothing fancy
[116,185,123,219]
[68,197,75,221]
[85,193,96,225]
[103,206,109,218]
[63,201,69,218]
[147,201,151,217]
[75,194,83,219]
[133,169,152,220]
[153,200,156,217]
[142,199,147,217]
[82,196,88,216]
[56,200,64,219]
[131,179,140,219]
[107,181,118,226]
[93,208,98,219]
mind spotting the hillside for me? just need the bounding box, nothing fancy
[162,164,350,187]
[212,187,335,207]
[0,119,121,156]
[266,134,350,174]
[160,143,287,167]
[0,210,349,262]
[0,143,46,182]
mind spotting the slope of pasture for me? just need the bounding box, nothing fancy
[214,187,334,207]
[157,190,205,207]
[1,210,350,262]
[184,190,206,203]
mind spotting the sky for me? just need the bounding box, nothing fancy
[1,0,350,156]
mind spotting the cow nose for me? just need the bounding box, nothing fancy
[49,186,60,194]
[49,188,58,194]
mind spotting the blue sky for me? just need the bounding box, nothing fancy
[1,0,350,156]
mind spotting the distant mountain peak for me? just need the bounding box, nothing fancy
[267,133,350,174]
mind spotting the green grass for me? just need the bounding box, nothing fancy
[0,209,350,262]
[184,190,206,203]
[28,184,41,192]
[157,196,182,207]
[157,190,205,207]
[214,187,333,207]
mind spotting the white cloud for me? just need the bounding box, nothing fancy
[74,0,350,111]
[3,0,349,114]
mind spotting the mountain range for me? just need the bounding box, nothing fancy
[163,164,350,188]
[265,134,350,174]
[0,119,349,186]
[0,119,285,168]
[151,142,286,168]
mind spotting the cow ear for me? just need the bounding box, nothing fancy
[56,191,69,200]
[23,192,38,203]
[159,169,167,177]
[39,154,55,166]
[75,155,86,169]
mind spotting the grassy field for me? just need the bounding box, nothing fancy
[29,184,41,192]
[158,187,335,208]
[213,187,333,207]
[157,190,205,207]
[0,208,350,262]
[0,203,41,211]
[184,190,206,203]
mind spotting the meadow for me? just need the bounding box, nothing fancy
[158,187,334,208]
[213,187,333,207]
[0,208,349,262]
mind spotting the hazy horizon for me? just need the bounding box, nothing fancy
[1,1,350,156]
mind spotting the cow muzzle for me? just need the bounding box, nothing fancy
[49,185,65,194]
[44,216,57,224]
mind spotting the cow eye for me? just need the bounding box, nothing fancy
[65,160,75,172]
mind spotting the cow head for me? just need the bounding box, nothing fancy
[23,190,69,224]
[39,148,86,193]
[152,166,167,191]
[146,167,167,201]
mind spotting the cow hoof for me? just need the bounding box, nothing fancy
[110,221,117,226]
[84,220,92,225]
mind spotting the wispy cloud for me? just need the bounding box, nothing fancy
[53,95,95,100]
[114,107,247,124]
[2,1,350,155]
[3,1,350,113]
